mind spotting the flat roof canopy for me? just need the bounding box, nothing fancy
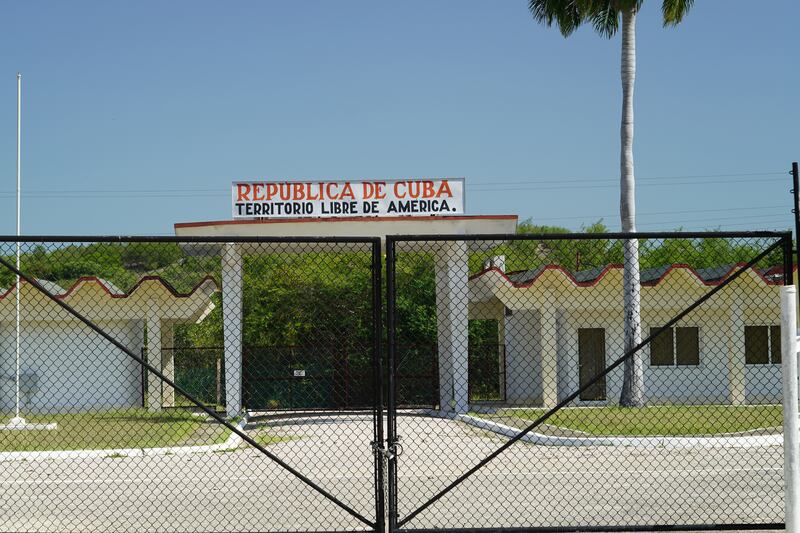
[174,215,518,240]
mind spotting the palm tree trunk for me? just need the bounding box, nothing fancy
[618,7,645,408]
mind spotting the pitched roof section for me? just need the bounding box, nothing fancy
[472,263,793,288]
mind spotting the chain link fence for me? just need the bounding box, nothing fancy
[386,231,793,532]
[0,237,383,533]
[0,231,794,532]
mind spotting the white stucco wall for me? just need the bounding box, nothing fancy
[472,267,786,407]
[0,277,217,414]
[0,320,144,413]
[503,310,541,404]
[498,305,783,407]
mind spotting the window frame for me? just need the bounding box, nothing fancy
[744,325,782,365]
[648,325,701,367]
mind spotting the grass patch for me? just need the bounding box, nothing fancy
[0,409,230,452]
[483,404,783,436]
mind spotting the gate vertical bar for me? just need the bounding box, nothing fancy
[791,161,799,272]
[372,238,386,533]
[386,236,398,533]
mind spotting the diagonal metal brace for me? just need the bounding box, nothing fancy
[397,236,790,528]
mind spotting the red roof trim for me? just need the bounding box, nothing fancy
[470,263,794,288]
[175,214,518,229]
[0,275,220,301]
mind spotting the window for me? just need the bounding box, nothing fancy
[649,327,700,366]
[676,327,700,366]
[745,325,781,365]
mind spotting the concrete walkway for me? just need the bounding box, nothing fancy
[0,413,784,532]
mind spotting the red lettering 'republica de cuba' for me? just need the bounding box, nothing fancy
[233,178,462,218]
[238,180,454,202]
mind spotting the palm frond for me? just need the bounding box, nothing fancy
[661,0,695,26]
[528,0,583,37]
[588,2,619,38]
[529,0,647,39]
[580,0,640,38]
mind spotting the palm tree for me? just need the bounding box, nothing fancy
[528,0,694,407]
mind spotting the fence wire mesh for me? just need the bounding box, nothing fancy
[0,237,383,533]
[0,232,794,533]
[386,232,793,532]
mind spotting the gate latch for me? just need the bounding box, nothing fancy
[371,440,398,460]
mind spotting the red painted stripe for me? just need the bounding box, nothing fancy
[174,214,518,229]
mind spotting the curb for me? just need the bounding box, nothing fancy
[454,413,783,448]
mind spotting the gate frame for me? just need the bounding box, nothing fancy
[0,234,385,533]
[385,230,794,533]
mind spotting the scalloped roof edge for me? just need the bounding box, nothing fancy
[469,263,796,289]
[0,275,220,301]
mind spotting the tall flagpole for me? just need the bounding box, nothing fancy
[12,73,22,425]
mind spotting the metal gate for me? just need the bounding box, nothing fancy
[0,231,796,532]
[0,236,384,533]
[385,231,794,532]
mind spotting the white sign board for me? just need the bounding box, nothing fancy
[293,369,306,378]
[232,178,465,219]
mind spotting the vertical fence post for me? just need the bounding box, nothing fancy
[782,284,799,532]
[791,162,799,264]
[371,239,385,533]
[385,237,398,533]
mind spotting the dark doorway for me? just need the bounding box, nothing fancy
[578,328,606,401]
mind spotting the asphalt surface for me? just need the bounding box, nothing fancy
[0,414,785,532]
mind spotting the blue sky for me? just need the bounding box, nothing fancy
[0,1,797,235]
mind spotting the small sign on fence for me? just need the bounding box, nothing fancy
[293,369,306,377]
[232,178,465,219]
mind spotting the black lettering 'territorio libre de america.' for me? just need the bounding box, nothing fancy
[234,198,456,217]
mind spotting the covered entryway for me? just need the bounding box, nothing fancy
[174,214,518,417]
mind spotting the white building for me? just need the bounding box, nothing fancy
[174,214,790,416]
[0,276,217,414]
[470,261,791,408]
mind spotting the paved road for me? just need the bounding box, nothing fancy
[0,415,784,532]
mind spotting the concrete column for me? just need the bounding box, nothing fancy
[222,243,244,418]
[503,310,536,404]
[435,241,469,414]
[435,250,453,411]
[161,321,175,408]
[146,311,162,412]
[541,304,559,408]
[780,285,799,532]
[727,292,746,405]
